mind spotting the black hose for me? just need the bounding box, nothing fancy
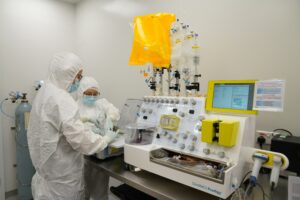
[273,128,293,136]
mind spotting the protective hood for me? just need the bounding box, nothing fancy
[78,76,99,98]
[48,52,83,90]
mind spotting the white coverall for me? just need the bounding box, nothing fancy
[27,52,113,200]
[77,76,120,134]
[77,76,120,200]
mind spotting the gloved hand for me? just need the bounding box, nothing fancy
[104,118,114,131]
[88,118,101,128]
[107,111,120,122]
[103,129,119,144]
[92,126,105,136]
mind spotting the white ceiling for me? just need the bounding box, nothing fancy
[58,0,82,4]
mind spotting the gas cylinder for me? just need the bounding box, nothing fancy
[15,93,35,200]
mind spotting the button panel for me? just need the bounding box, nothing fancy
[137,96,206,156]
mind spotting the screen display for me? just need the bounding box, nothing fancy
[213,83,254,110]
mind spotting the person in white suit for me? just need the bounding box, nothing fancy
[77,76,120,200]
[27,52,118,200]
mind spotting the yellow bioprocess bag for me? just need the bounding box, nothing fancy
[129,13,176,68]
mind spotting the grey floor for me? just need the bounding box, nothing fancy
[6,196,16,200]
[6,177,122,200]
[108,177,123,200]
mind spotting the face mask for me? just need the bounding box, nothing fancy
[68,79,80,93]
[82,95,98,106]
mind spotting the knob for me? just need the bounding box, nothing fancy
[180,112,185,117]
[175,99,180,104]
[148,109,153,114]
[141,109,146,113]
[156,99,160,103]
[188,145,195,151]
[164,131,168,136]
[168,135,173,140]
[189,109,195,114]
[151,99,155,103]
[165,99,169,103]
[199,115,205,121]
[183,99,188,104]
[179,143,185,150]
[160,99,164,103]
[172,108,178,113]
[191,99,197,105]
[182,134,188,139]
[172,138,178,143]
[198,126,202,131]
[203,148,210,155]
[191,135,198,141]
[218,151,225,158]
[170,99,175,104]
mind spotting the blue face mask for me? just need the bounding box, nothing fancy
[82,95,98,106]
[68,79,80,93]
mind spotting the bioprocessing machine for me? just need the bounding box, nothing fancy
[124,80,289,199]
[124,13,289,199]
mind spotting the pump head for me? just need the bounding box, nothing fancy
[250,153,269,186]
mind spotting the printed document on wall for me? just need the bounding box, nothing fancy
[253,80,285,112]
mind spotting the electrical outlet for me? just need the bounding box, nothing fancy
[256,130,274,145]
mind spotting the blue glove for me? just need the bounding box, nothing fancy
[104,118,114,131]
[88,118,101,128]
[92,126,105,136]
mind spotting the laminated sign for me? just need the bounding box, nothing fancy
[253,80,285,112]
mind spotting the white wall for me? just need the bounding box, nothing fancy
[75,0,149,107]
[0,0,76,192]
[75,0,300,135]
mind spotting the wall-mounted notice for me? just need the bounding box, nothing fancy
[253,80,285,112]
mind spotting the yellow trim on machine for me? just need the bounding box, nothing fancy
[219,120,239,147]
[206,80,258,115]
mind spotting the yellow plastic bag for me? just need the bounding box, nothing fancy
[129,13,176,68]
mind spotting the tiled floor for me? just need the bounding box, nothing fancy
[6,177,122,200]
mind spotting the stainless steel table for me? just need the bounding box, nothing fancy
[85,156,288,200]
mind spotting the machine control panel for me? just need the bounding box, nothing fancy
[137,96,206,157]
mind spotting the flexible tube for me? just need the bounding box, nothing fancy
[0,99,14,119]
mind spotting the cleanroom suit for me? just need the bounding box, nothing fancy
[27,52,116,200]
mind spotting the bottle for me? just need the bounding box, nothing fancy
[170,19,183,70]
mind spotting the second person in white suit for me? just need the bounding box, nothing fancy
[77,76,120,200]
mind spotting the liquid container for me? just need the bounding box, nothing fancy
[125,123,156,145]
